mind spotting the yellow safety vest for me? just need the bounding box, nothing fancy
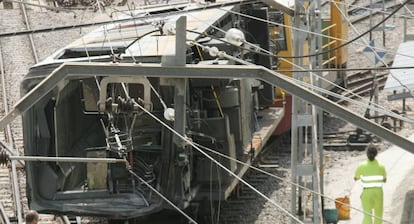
[354,159,386,188]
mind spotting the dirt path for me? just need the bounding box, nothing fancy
[324,133,414,224]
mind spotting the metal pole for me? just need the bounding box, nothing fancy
[374,79,379,123]
[0,42,24,224]
[382,0,385,46]
[403,5,407,42]
[369,0,372,40]
[0,201,11,224]
[11,161,23,224]
[19,0,39,63]
[9,156,127,163]
[2,62,414,153]
[291,1,303,221]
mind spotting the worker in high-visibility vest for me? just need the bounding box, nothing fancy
[354,145,387,224]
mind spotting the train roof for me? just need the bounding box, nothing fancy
[35,6,230,66]
[32,0,295,68]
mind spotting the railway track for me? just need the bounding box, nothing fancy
[349,0,404,23]
[331,68,389,104]
[0,2,56,223]
[218,135,292,224]
[0,10,31,224]
[107,135,293,224]
[0,2,110,223]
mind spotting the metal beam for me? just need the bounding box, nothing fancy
[1,62,414,155]
[260,0,294,16]
[387,91,414,101]
[9,156,127,163]
[0,201,11,224]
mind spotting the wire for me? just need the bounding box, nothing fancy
[5,0,412,67]
[332,0,414,20]
[0,0,256,38]
[221,0,410,59]
[128,169,198,223]
[319,2,413,97]
[148,79,168,110]
[180,2,414,64]
[132,100,305,223]
[189,40,414,125]
[216,162,221,224]
[186,9,414,111]
[333,1,389,67]
[5,0,78,18]
[305,0,409,59]
[275,66,414,72]
[210,85,224,118]
[48,3,412,222]
[282,75,414,124]
[130,71,391,222]
[80,10,404,133]
[397,0,414,17]
[192,142,393,224]
[187,2,414,83]
[331,2,414,97]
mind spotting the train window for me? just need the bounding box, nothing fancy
[58,47,126,59]
[81,80,146,112]
[81,79,100,112]
[110,83,145,100]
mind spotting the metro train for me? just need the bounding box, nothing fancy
[20,0,348,222]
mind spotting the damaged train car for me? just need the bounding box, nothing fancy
[19,0,347,221]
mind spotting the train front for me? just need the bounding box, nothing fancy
[20,2,288,220]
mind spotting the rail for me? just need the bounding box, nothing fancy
[0,42,15,223]
[0,1,41,221]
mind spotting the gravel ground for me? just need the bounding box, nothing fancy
[322,3,414,223]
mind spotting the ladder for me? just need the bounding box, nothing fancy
[291,0,324,223]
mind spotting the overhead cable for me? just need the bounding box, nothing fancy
[192,142,393,224]
[398,0,414,17]
[332,1,389,67]
[133,98,305,223]
[162,0,414,61]
[187,33,409,123]
[283,75,414,124]
[222,0,410,59]
[128,169,198,223]
[0,0,255,38]
[284,0,409,58]
[5,0,78,18]
[126,4,409,112]
[331,0,414,19]
[332,0,414,96]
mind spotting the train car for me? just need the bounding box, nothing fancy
[273,0,349,134]
[20,0,348,222]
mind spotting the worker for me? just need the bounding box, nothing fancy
[354,145,387,224]
[24,210,39,224]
